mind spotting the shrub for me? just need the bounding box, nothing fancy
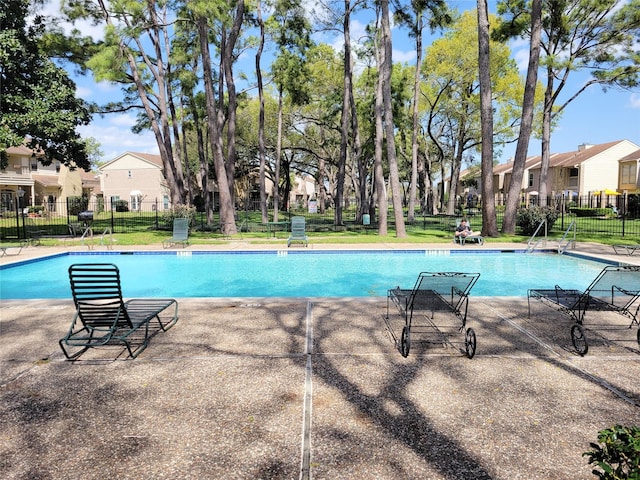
[67,196,88,215]
[114,200,129,212]
[516,206,560,236]
[161,204,196,229]
[569,207,609,217]
[584,425,640,479]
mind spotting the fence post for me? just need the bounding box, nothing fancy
[14,197,21,240]
[621,193,626,237]
[110,202,115,234]
[155,198,159,229]
[66,197,71,229]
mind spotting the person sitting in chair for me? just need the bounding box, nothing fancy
[455,218,472,239]
[455,218,482,244]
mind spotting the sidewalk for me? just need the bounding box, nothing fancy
[1,242,639,479]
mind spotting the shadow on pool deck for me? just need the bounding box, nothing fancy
[1,292,639,480]
[1,242,639,479]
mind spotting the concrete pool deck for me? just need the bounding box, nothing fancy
[1,241,639,479]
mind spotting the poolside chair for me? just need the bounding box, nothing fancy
[0,242,24,257]
[162,217,189,248]
[387,272,480,358]
[287,216,308,247]
[59,263,179,360]
[527,265,640,355]
[612,244,640,256]
[453,219,484,245]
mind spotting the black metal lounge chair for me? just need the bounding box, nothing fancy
[527,265,640,355]
[162,218,189,248]
[387,272,480,358]
[59,263,179,360]
[287,216,308,247]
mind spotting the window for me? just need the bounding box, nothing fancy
[528,172,534,187]
[130,195,140,211]
[30,159,38,171]
[569,168,579,178]
[163,195,170,210]
[621,163,637,185]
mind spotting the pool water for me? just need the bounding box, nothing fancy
[0,250,611,299]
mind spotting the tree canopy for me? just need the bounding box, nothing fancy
[3,0,636,235]
[0,0,92,170]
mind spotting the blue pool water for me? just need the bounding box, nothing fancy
[1,250,610,299]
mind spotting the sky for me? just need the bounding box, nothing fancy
[45,0,640,166]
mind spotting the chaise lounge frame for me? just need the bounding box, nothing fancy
[527,265,640,355]
[612,244,640,256]
[59,263,179,360]
[387,272,480,358]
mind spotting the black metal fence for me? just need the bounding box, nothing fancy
[1,195,639,241]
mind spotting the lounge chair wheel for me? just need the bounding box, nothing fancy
[571,324,588,356]
[465,328,476,359]
[400,326,411,357]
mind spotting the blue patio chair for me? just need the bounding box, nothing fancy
[287,216,308,247]
[162,218,189,248]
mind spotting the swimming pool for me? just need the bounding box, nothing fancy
[0,250,613,299]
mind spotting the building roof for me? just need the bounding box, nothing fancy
[618,149,640,163]
[495,140,636,174]
[32,174,61,188]
[100,151,163,170]
[6,145,34,156]
[132,152,163,167]
[493,156,541,175]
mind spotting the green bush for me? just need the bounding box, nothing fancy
[516,206,560,236]
[67,196,88,215]
[161,205,196,229]
[584,425,640,479]
[114,200,129,212]
[569,207,610,217]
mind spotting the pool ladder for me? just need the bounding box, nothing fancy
[526,220,547,253]
[80,227,114,250]
[526,220,576,254]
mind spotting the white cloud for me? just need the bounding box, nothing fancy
[507,37,531,72]
[40,0,106,41]
[109,114,139,128]
[628,93,640,109]
[79,116,159,163]
[393,48,416,65]
[76,85,94,99]
[513,48,530,72]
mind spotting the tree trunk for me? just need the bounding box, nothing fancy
[274,89,283,222]
[335,0,352,226]
[256,0,268,224]
[348,57,365,222]
[197,18,236,235]
[381,0,406,237]
[447,140,463,215]
[502,0,542,234]
[539,66,554,207]
[373,9,387,235]
[408,15,423,224]
[476,0,498,236]
[222,0,244,209]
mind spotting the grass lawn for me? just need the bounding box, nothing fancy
[3,227,625,248]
